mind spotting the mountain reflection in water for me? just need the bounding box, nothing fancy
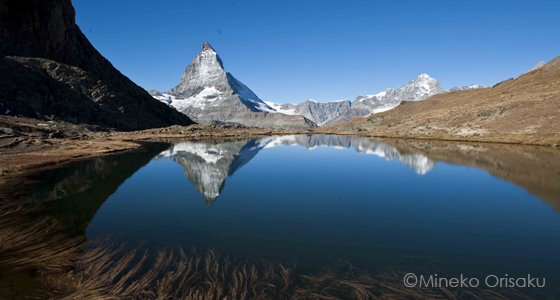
[4,135,558,214]
[2,135,560,295]
[155,135,436,205]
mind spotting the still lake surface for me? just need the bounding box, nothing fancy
[19,135,560,291]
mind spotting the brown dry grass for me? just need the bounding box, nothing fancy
[0,203,84,273]
[36,242,545,300]
[318,56,560,146]
[44,244,297,300]
[0,202,85,299]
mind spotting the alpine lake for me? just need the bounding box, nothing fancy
[2,134,560,298]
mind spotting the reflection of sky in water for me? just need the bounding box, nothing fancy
[74,135,560,288]
[155,135,435,204]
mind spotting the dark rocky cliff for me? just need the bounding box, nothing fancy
[0,0,194,130]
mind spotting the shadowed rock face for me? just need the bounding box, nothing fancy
[155,135,436,204]
[0,0,194,130]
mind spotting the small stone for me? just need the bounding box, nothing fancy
[48,131,65,139]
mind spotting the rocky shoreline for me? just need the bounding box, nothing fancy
[1,113,558,179]
[0,115,312,176]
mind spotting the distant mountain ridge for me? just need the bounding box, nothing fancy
[265,74,487,126]
[324,73,446,126]
[150,42,316,130]
[448,85,489,92]
[265,99,352,126]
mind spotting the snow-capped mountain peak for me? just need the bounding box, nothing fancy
[149,42,316,129]
[168,42,227,98]
[398,73,445,101]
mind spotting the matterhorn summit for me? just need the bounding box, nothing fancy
[151,42,316,129]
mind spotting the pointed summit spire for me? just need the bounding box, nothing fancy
[201,41,215,52]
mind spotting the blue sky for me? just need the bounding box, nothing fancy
[74,0,559,103]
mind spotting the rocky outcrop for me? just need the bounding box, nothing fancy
[0,0,194,130]
[225,111,317,130]
[152,42,316,130]
[525,61,546,73]
[264,99,352,126]
[294,100,352,126]
[320,106,372,127]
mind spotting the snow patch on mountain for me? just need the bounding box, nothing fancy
[264,101,297,115]
[153,86,223,111]
[360,90,388,100]
[371,106,395,114]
